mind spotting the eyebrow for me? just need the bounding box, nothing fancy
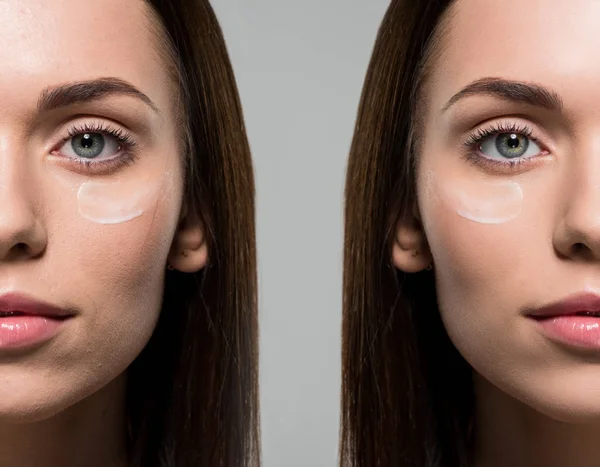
[441,77,564,114]
[37,77,160,115]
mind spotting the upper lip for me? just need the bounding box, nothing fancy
[0,292,73,318]
[528,292,600,319]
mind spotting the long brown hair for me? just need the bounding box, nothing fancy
[125,2,260,466]
[340,1,475,466]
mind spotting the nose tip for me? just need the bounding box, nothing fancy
[0,180,47,262]
[554,182,600,261]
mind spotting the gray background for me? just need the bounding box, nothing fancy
[210,2,389,466]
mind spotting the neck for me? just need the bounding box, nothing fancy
[0,373,129,467]
[473,374,600,467]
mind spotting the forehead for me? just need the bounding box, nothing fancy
[0,0,171,113]
[427,0,600,115]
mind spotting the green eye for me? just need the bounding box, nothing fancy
[480,132,541,160]
[71,133,106,159]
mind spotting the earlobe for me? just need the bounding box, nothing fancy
[167,204,208,273]
[391,203,433,273]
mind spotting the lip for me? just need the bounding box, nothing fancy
[0,292,74,349]
[528,292,600,351]
[0,292,73,318]
[527,292,600,319]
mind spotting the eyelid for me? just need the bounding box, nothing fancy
[44,116,139,154]
[459,118,556,174]
[462,118,552,152]
[66,121,136,147]
[46,120,140,176]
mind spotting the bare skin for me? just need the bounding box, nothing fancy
[0,1,205,466]
[393,0,600,466]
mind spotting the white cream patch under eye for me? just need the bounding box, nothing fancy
[76,179,161,224]
[449,180,523,224]
[48,162,174,226]
[426,170,524,224]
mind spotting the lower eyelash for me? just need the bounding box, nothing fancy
[71,151,137,171]
[462,151,529,171]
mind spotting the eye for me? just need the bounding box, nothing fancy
[59,132,122,161]
[479,132,542,160]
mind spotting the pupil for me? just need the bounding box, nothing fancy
[81,133,94,149]
[507,133,520,148]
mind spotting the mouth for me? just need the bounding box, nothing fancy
[0,292,74,319]
[530,311,600,320]
[528,293,600,350]
[0,292,74,349]
[0,311,72,320]
[527,292,600,320]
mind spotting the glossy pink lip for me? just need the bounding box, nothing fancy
[0,292,74,349]
[527,292,600,319]
[527,292,600,351]
[0,292,73,318]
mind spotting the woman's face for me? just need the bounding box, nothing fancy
[0,0,190,421]
[414,0,600,421]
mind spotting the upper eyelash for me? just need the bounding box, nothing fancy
[63,121,138,150]
[461,121,537,149]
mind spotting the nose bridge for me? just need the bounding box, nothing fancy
[557,136,600,257]
[0,135,45,259]
[0,135,33,203]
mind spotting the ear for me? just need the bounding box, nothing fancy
[167,201,208,273]
[391,200,433,273]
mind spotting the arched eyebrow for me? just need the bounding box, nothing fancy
[37,77,160,115]
[441,77,564,114]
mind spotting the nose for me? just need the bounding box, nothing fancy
[554,162,600,261]
[0,158,46,262]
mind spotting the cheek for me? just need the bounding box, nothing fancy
[57,167,180,309]
[419,169,525,295]
[46,157,181,295]
[54,164,180,372]
[416,166,548,362]
[53,167,181,339]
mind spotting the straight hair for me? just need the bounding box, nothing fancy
[125,2,260,466]
[340,1,476,466]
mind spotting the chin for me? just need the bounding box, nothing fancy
[522,390,600,424]
[489,368,600,425]
[0,398,71,424]
[0,374,107,425]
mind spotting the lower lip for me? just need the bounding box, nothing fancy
[534,315,600,350]
[0,315,69,349]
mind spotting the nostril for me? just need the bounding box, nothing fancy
[572,242,587,255]
[15,243,29,254]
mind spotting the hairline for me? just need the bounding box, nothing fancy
[142,2,191,168]
[409,2,458,162]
